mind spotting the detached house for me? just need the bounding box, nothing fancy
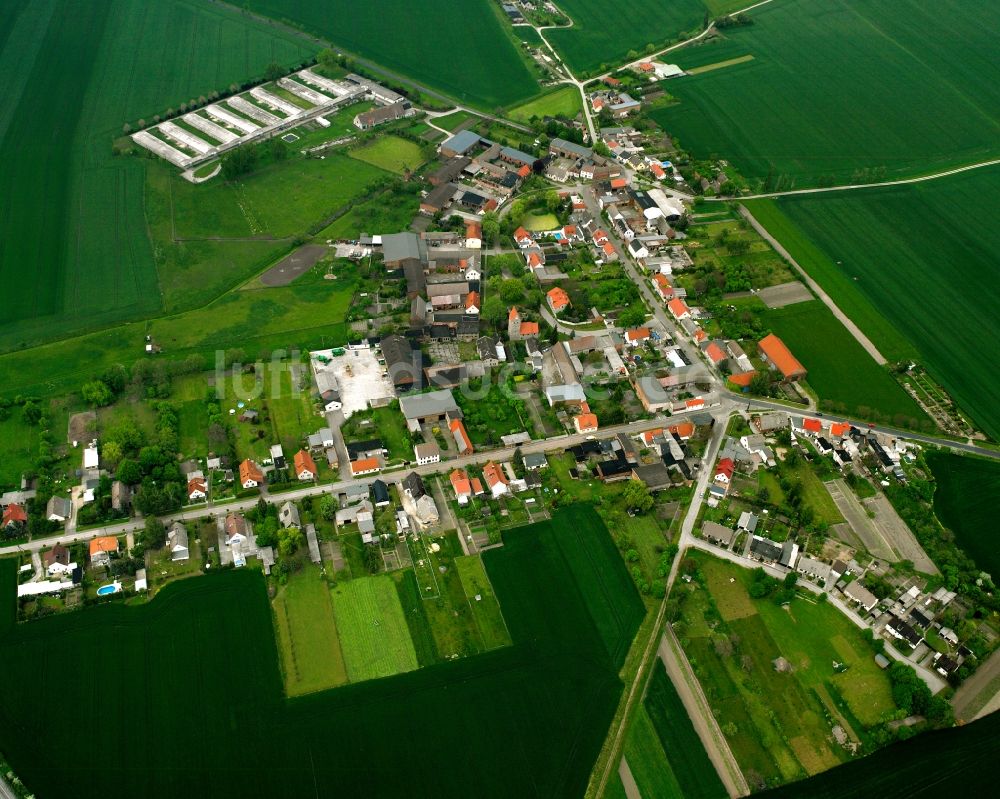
[239,459,264,489]
[167,523,190,562]
[293,449,318,481]
[450,419,474,456]
[547,287,571,314]
[482,462,509,498]
[44,544,72,576]
[187,477,207,502]
[513,227,533,248]
[450,469,474,504]
[1,503,27,529]
[574,412,599,434]
[89,536,119,567]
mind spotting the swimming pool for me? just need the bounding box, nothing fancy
[96,583,120,597]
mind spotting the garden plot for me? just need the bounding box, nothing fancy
[758,281,813,309]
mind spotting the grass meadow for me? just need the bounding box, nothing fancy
[0,505,643,798]
[273,564,348,695]
[508,85,582,122]
[623,705,685,799]
[455,554,512,650]
[677,551,895,785]
[546,0,706,76]
[243,0,540,108]
[760,301,927,426]
[758,456,843,528]
[747,166,1000,440]
[928,453,1000,579]
[330,574,419,682]
[0,0,316,353]
[655,0,1000,186]
[347,135,427,174]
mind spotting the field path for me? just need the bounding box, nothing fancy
[952,645,1000,722]
[617,757,642,799]
[739,205,888,364]
[657,629,749,798]
[713,158,1000,201]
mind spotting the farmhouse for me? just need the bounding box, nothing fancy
[353,102,414,130]
[702,521,735,547]
[758,334,807,381]
[399,389,462,432]
[546,287,571,313]
[450,469,474,504]
[482,462,509,498]
[414,442,441,465]
[187,477,207,502]
[350,458,381,476]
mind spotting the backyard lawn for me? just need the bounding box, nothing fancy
[273,565,348,695]
[348,135,428,175]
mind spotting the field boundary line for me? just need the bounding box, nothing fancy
[738,204,888,365]
[714,157,1000,201]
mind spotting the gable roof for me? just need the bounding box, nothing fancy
[350,457,380,474]
[482,462,508,489]
[758,333,806,378]
[715,458,735,479]
[667,298,690,317]
[546,287,570,309]
[450,469,472,496]
[239,459,264,484]
[450,418,473,454]
[294,449,317,476]
[803,418,823,433]
[626,327,650,342]
[705,341,726,363]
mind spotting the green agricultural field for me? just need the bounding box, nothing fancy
[347,135,427,174]
[0,505,643,798]
[273,564,348,695]
[760,301,926,426]
[0,0,316,353]
[746,166,1000,440]
[623,705,685,799]
[675,552,896,785]
[546,0,706,76]
[644,661,728,799]
[330,574,419,682]
[654,0,1000,186]
[927,453,1000,579]
[508,85,582,122]
[243,0,539,107]
[455,554,512,650]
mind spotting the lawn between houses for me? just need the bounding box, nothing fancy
[673,551,896,788]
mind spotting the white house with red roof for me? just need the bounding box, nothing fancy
[482,462,510,498]
[624,327,651,347]
[450,469,473,504]
[546,287,571,313]
[714,458,735,484]
[513,227,533,248]
[573,412,599,435]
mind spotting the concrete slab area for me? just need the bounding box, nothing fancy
[311,347,394,418]
[260,245,328,287]
[758,281,814,308]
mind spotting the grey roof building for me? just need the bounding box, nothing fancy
[398,389,460,422]
[279,501,301,529]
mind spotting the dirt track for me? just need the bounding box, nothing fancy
[657,629,749,798]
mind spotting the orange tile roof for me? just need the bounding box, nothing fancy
[641,428,664,445]
[610,177,628,189]
[350,457,380,474]
[517,164,531,178]
[509,306,520,322]
[450,469,472,496]
[294,449,317,476]
[239,459,264,485]
[547,287,570,310]
[602,242,616,256]
[2,503,27,526]
[650,163,665,178]
[705,342,726,363]
[685,397,705,409]
[528,251,543,267]
[483,462,508,488]
[520,321,539,336]
[605,77,621,86]
[638,62,654,71]
[188,477,207,495]
[758,334,806,379]
[465,291,480,310]
[715,458,734,479]
[466,221,481,238]
[668,421,695,439]
[89,536,119,557]
[728,370,756,388]
[514,226,531,242]
[693,328,707,343]
[593,98,605,110]
[829,422,851,437]
[803,418,823,433]
[593,229,609,242]
[668,298,690,318]
[484,199,498,212]
[626,327,651,341]
[470,478,484,495]
[450,419,473,454]
[563,225,577,236]
[574,413,599,432]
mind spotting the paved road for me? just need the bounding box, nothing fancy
[739,206,887,364]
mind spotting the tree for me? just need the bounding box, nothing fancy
[102,441,123,469]
[277,527,304,558]
[81,380,113,407]
[144,517,167,550]
[319,495,337,521]
[264,61,284,81]
[481,296,505,329]
[116,459,141,486]
[21,400,41,426]
[622,479,654,513]
[482,212,500,246]
[317,48,339,72]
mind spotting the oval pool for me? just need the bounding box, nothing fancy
[96,583,120,597]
